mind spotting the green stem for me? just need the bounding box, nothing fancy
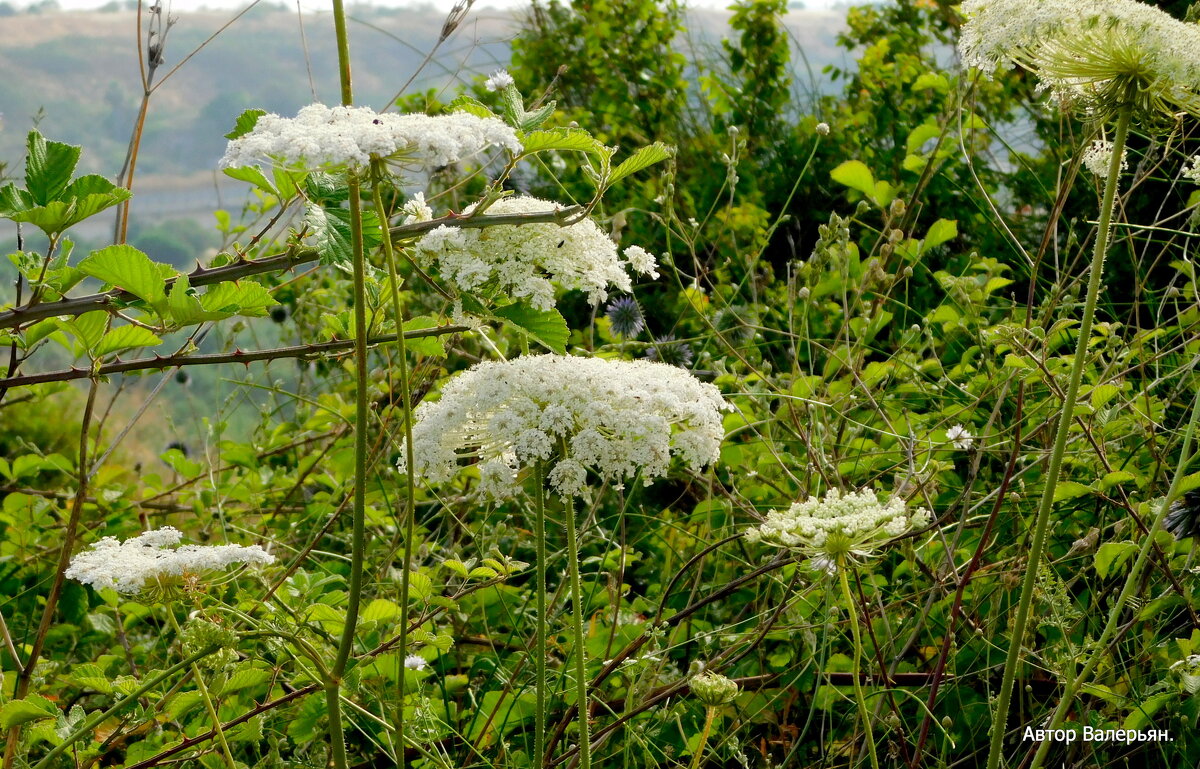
[33,645,220,769]
[534,463,548,767]
[373,166,418,769]
[1027,386,1200,769]
[563,495,592,769]
[984,102,1134,769]
[166,611,235,769]
[688,706,717,769]
[325,5,360,768]
[839,564,879,769]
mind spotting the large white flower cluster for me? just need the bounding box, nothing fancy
[745,488,931,562]
[411,196,659,310]
[65,527,275,594]
[959,0,1200,114]
[219,104,521,172]
[399,355,729,498]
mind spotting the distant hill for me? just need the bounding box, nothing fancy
[0,2,848,252]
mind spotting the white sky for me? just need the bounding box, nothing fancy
[44,0,844,11]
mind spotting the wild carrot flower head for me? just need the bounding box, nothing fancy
[412,196,660,310]
[744,488,930,563]
[219,104,521,172]
[959,0,1200,123]
[398,355,729,499]
[64,527,274,594]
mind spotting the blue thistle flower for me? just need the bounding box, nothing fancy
[606,296,645,338]
[1165,490,1200,540]
[645,334,694,368]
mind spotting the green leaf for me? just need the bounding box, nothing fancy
[493,303,569,353]
[408,572,434,602]
[519,128,611,157]
[1099,470,1138,491]
[200,281,278,318]
[304,203,382,267]
[78,245,174,314]
[55,311,109,356]
[223,165,276,195]
[363,599,402,623]
[449,96,497,120]
[1095,541,1138,579]
[167,275,232,327]
[25,130,80,206]
[830,160,876,199]
[608,142,674,186]
[400,315,447,357]
[921,219,957,253]
[0,695,58,728]
[94,325,162,357]
[0,182,32,216]
[225,108,266,140]
[1052,481,1092,503]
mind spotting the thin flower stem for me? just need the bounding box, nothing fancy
[984,100,1134,769]
[563,495,593,769]
[839,564,879,769]
[165,611,236,769]
[1027,385,1200,769]
[688,706,717,769]
[373,165,418,769]
[327,3,361,768]
[534,463,548,767]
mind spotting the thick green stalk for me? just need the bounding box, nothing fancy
[374,167,418,769]
[688,706,717,769]
[166,611,235,769]
[839,565,879,769]
[326,4,361,769]
[1027,386,1200,769]
[534,463,548,767]
[563,496,592,769]
[984,102,1134,769]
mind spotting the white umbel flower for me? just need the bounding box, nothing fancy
[744,488,930,562]
[404,654,428,671]
[219,104,521,172]
[959,0,1200,120]
[1183,155,1200,183]
[412,196,660,310]
[399,355,729,498]
[946,424,975,451]
[65,527,274,594]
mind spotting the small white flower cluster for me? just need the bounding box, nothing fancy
[1183,155,1200,184]
[399,355,729,498]
[219,104,521,172]
[946,424,975,451]
[65,527,274,594]
[744,488,931,561]
[404,653,428,671]
[412,196,659,310]
[485,69,515,92]
[959,0,1200,113]
[1081,139,1128,179]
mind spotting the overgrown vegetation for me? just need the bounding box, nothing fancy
[4,0,1200,768]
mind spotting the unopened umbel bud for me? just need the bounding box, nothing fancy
[691,671,739,706]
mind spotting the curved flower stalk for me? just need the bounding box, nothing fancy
[65,526,274,594]
[959,3,1200,768]
[412,195,660,311]
[403,354,728,769]
[746,489,929,769]
[219,104,521,172]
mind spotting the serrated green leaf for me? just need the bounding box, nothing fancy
[608,142,674,186]
[220,666,271,695]
[78,245,173,313]
[494,303,569,353]
[400,315,447,357]
[0,182,32,216]
[1100,470,1138,491]
[304,203,382,267]
[26,130,80,206]
[500,83,525,127]
[519,128,611,157]
[468,566,498,580]
[1090,383,1122,409]
[520,101,556,131]
[167,275,232,327]
[223,165,276,195]
[94,325,162,357]
[164,690,205,721]
[225,108,266,140]
[905,123,941,155]
[442,559,469,577]
[0,695,58,728]
[450,95,498,120]
[56,311,108,356]
[198,281,277,318]
[1095,541,1138,579]
[362,599,402,623]
[68,663,113,695]
[409,572,434,602]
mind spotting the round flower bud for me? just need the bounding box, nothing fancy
[690,671,739,707]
